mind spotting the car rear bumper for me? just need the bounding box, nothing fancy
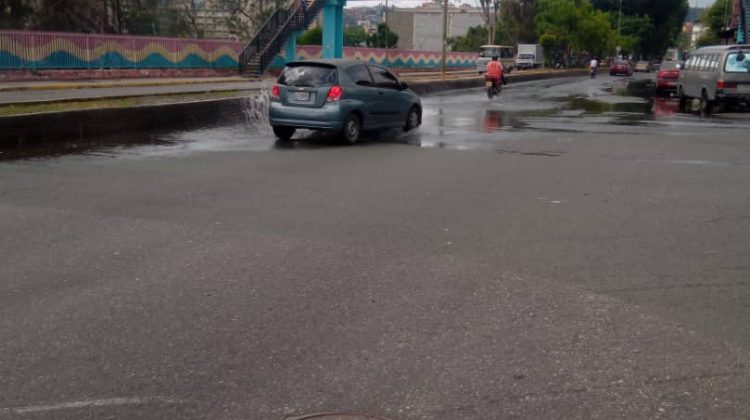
[269,101,345,130]
[716,92,750,103]
[657,79,677,90]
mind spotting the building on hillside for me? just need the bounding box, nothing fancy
[358,20,377,34]
[386,1,484,51]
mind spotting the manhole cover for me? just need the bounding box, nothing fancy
[287,413,392,420]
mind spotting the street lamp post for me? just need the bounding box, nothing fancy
[442,0,449,80]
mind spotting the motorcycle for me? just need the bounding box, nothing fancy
[590,67,598,78]
[485,78,501,100]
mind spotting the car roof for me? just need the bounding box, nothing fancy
[285,59,364,69]
[693,44,750,53]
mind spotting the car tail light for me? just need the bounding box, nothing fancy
[657,70,664,78]
[716,80,737,89]
[327,85,343,102]
[271,85,280,99]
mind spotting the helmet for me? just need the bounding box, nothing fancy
[491,56,498,61]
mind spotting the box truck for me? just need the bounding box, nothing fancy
[515,44,544,69]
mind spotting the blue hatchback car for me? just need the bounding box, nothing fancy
[269,59,422,143]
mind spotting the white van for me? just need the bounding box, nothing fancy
[677,44,750,113]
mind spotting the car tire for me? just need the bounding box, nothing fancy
[700,90,713,116]
[403,106,421,132]
[678,88,688,111]
[272,126,295,141]
[341,113,362,144]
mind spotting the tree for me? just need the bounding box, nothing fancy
[449,25,488,52]
[607,13,654,56]
[0,0,36,29]
[478,0,501,44]
[501,0,538,43]
[344,26,367,47]
[696,0,730,46]
[537,0,617,65]
[590,0,689,59]
[536,0,582,65]
[34,0,102,32]
[297,26,322,45]
[366,23,398,49]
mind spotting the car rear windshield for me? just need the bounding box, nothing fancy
[724,53,750,73]
[278,65,338,87]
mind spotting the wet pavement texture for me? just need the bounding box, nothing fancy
[3,73,749,161]
[2,74,750,420]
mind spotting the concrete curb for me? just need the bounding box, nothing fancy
[407,69,587,94]
[1,70,589,147]
[1,97,250,147]
[0,77,256,92]
[0,88,259,107]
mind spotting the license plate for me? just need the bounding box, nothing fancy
[485,81,493,87]
[737,84,750,93]
[294,91,310,101]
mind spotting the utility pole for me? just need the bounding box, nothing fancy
[385,0,389,65]
[616,0,622,59]
[442,0,449,80]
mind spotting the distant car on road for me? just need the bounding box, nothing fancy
[656,61,683,95]
[634,61,652,72]
[651,61,662,71]
[677,44,750,114]
[610,60,633,76]
[269,60,422,144]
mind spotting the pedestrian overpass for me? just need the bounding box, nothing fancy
[239,0,347,76]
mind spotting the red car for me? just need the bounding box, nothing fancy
[610,60,633,76]
[656,61,682,95]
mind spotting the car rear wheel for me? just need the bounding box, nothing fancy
[341,113,362,144]
[700,90,713,116]
[404,106,421,132]
[273,126,295,141]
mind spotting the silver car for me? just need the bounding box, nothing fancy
[677,44,750,114]
[269,59,422,143]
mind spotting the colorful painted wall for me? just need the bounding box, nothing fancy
[0,30,243,70]
[270,45,477,69]
[0,30,478,72]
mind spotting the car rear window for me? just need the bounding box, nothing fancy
[660,61,681,70]
[724,53,750,73]
[278,65,338,87]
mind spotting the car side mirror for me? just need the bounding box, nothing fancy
[356,80,372,87]
[399,82,409,90]
[737,51,746,62]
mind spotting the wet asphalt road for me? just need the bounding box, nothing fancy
[2,74,750,419]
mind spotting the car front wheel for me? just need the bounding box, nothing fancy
[404,106,421,132]
[341,113,362,144]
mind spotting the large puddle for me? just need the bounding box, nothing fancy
[2,75,749,161]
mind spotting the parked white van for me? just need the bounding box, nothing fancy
[677,44,750,114]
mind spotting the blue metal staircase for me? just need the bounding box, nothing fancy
[740,0,749,43]
[239,0,325,76]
